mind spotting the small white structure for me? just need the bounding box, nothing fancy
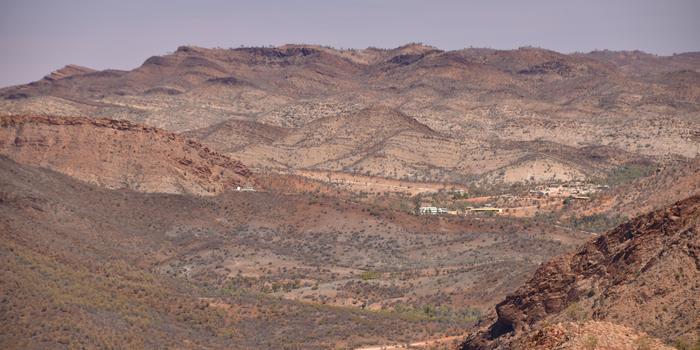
[419,206,448,215]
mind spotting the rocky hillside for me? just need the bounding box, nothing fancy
[0,115,252,195]
[0,157,451,349]
[461,195,700,349]
[0,153,595,349]
[1,43,697,349]
[192,105,653,185]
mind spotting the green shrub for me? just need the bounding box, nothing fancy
[675,336,700,350]
[567,213,626,233]
[584,335,598,350]
[359,271,380,281]
[602,163,656,186]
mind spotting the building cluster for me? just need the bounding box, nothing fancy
[418,206,502,216]
[419,206,448,215]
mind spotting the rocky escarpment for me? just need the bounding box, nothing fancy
[43,64,96,81]
[511,321,675,350]
[0,115,253,195]
[462,195,700,349]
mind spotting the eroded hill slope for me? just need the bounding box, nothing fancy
[0,115,252,195]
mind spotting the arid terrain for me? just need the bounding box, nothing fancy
[1,43,699,349]
[462,195,700,350]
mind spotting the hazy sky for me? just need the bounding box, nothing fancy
[1,0,698,87]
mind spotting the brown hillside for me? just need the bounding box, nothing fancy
[0,115,252,195]
[0,156,590,349]
[0,42,698,349]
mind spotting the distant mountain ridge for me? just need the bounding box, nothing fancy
[1,44,698,184]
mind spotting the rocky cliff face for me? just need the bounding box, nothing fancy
[0,115,252,195]
[462,195,700,349]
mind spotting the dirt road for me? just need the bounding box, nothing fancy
[354,334,467,350]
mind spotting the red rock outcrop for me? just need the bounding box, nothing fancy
[0,115,253,195]
[462,195,700,349]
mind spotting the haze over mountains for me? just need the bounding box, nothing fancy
[1,43,699,349]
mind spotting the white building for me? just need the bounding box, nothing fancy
[419,206,448,215]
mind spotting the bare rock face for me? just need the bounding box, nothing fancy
[462,195,700,349]
[0,115,253,195]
